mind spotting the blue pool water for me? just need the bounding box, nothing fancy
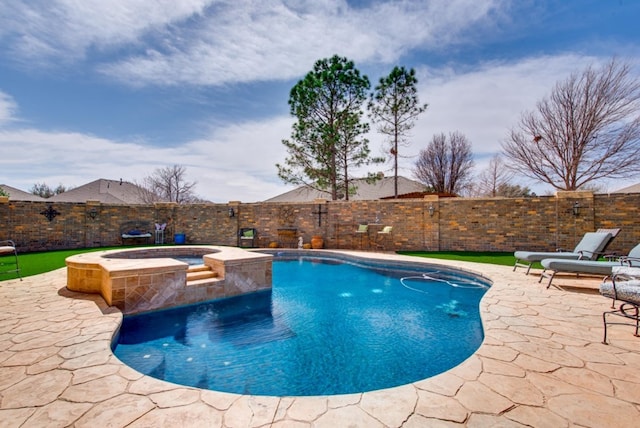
[172,256,206,265]
[113,254,489,396]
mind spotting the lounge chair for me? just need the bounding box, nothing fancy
[600,266,640,344]
[539,243,640,288]
[513,231,615,275]
[0,240,21,280]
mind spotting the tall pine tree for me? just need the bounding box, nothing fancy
[369,67,427,197]
[278,55,380,200]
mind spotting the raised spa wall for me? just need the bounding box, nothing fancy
[66,246,272,315]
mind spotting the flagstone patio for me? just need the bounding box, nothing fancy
[1,251,639,427]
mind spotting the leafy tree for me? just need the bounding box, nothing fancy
[502,58,640,190]
[30,182,67,198]
[494,183,534,198]
[277,55,380,200]
[31,183,53,198]
[335,111,385,199]
[369,66,428,197]
[414,131,474,195]
[138,164,197,204]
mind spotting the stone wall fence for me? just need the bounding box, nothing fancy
[1,191,638,255]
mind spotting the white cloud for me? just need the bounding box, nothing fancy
[1,0,508,85]
[0,116,296,202]
[0,91,17,125]
[103,0,507,86]
[0,0,213,66]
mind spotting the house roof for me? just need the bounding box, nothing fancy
[0,184,46,201]
[264,176,428,202]
[611,182,640,193]
[47,179,152,204]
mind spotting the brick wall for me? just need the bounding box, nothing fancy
[1,192,639,254]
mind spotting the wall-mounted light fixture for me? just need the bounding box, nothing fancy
[572,202,580,217]
[228,207,235,218]
[88,208,98,220]
[428,204,435,216]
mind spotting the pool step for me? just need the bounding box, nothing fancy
[186,265,219,282]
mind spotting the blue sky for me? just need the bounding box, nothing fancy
[1,0,639,202]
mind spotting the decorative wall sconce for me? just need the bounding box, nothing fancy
[228,207,235,218]
[428,204,435,216]
[572,202,580,217]
[88,208,98,220]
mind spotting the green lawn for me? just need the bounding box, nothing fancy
[0,247,121,281]
[397,250,519,267]
[1,247,525,282]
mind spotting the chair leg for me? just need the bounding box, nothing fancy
[0,247,22,281]
[602,311,609,344]
[513,260,532,274]
[16,254,21,281]
[628,304,640,337]
[545,271,556,289]
[601,303,640,344]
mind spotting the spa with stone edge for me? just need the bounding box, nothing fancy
[66,246,272,315]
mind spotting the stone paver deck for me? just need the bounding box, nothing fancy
[1,251,640,427]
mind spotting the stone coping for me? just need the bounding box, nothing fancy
[65,246,273,314]
[66,246,272,284]
[2,250,640,427]
[65,245,271,283]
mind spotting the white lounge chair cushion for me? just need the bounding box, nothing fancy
[121,232,152,239]
[0,246,16,255]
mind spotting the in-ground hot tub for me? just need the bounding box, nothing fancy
[66,246,272,314]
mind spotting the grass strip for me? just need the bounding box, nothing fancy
[397,251,522,267]
[0,246,121,281]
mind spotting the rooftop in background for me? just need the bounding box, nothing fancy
[612,182,640,193]
[0,184,46,202]
[46,178,155,204]
[264,176,430,202]
[4,179,153,204]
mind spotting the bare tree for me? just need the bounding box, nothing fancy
[139,165,198,204]
[502,58,640,190]
[474,155,510,196]
[133,181,165,204]
[414,131,474,195]
[472,154,532,197]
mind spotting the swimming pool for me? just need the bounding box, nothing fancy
[113,252,490,396]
